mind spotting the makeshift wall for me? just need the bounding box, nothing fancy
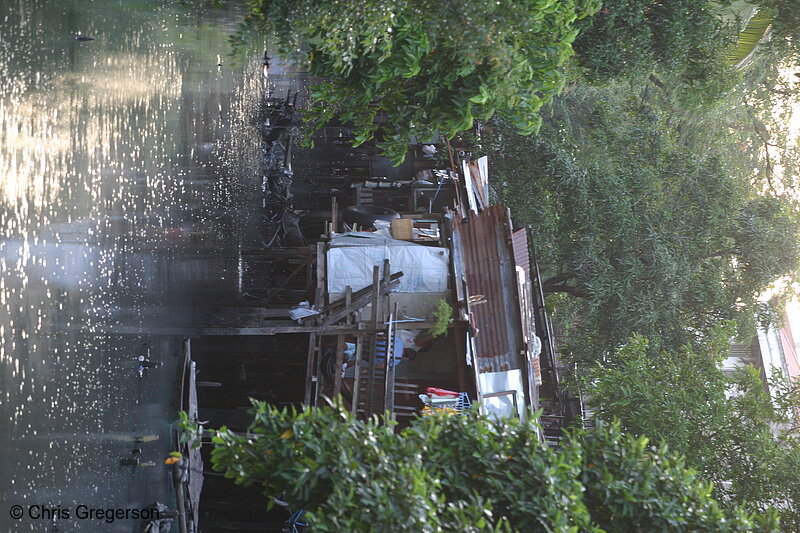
[326,232,449,294]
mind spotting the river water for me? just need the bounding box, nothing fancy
[0,1,284,531]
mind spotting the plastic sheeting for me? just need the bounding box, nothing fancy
[478,370,526,421]
[327,232,449,293]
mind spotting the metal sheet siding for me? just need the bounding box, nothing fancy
[454,205,524,373]
[511,229,530,278]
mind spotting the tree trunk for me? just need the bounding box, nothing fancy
[542,274,589,298]
[542,273,575,291]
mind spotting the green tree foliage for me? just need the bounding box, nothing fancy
[726,8,775,66]
[572,0,739,89]
[570,0,800,105]
[584,332,800,529]
[187,401,777,532]
[683,48,800,196]
[244,0,599,164]
[487,86,800,355]
[752,0,800,63]
[428,298,453,337]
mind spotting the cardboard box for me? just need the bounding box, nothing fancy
[391,218,413,240]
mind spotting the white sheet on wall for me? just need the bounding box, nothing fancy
[478,370,526,421]
[327,232,449,293]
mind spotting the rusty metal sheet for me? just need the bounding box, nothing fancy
[453,205,524,373]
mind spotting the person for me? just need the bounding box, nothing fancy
[120,448,140,467]
[339,335,412,377]
[368,336,407,370]
[396,330,434,353]
[138,343,159,377]
[376,347,417,370]
[138,355,155,377]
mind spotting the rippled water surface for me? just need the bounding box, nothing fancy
[0,1,273,530]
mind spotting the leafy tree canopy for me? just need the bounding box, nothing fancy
[487,84,800,355]
[583,331,800,530]
[572,0,739,89]
[747,0,800,64]
[184,401,778,532]
[572,1,800,89]
[245,0,600,163]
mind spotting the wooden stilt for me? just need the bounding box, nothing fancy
[303,333,318,406]
[383,303,398,424]
[365,266,381,416]
[331,197,338,234]
[333,335,345,398]
[344,286,352,325]
[351,332,364,415]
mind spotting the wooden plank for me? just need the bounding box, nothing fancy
[333,335,345,398]
[365,266,380,416]
[314,241,325,314]
[320,272,403,312]
[385,321,434,331]
[311,223,327,408]
[303,333,317,406]
[382,258,391,319]
[331,196,338,234]
[344,286,352,325]
[314,335,324,407]
[383,303,398,424]
[462,278,484,407]
[240,246,313,257]
[76,322,396,337]
[321,278,401,326]
[351,332,364,415]
[246,308,294,318]
[197,324,385,336]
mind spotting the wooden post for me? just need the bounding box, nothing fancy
[383,303,398,424]
[314,241,325,315]
[382,258,391,318]
[351,332,364,415]
[331,196,338,234]
[303,333,317,406]
[333,334,345,398]
[314,335,324,407]
[344,286,352,325]
[172,462,189,533]
[365,266,380,416]
[313,212,327,408]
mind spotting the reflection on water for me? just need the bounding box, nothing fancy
[0,1,265,530]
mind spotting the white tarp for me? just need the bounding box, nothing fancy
[478,370,526,421]
[327,232,449,293]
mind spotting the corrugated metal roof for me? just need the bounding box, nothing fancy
[511,229,530,278]
[780,327,800,380]
[453,205,524,373]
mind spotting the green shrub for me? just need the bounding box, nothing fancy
[428,298,453,338]
[184,402,778,531]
